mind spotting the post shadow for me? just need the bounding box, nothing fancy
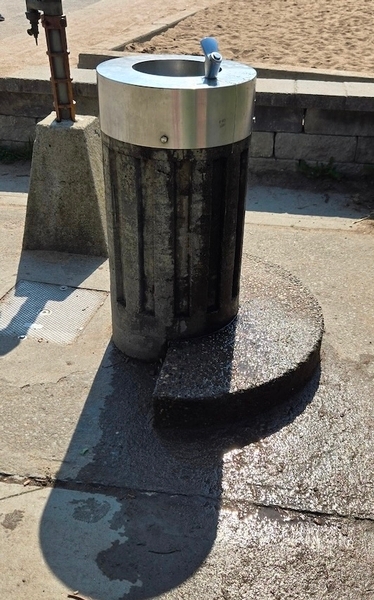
[38,336,321,599]
[246,172,374,220]
[0,250,107,356]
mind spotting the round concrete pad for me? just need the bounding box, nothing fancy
[153,255,324,426]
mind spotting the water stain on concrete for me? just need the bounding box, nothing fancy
[96,540,143,585]
[71,497,111,523]
[1,509,24,530]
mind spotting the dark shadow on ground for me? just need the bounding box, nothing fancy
[246,171,374,219]
[0,250,107,356]
[0,161,30,193]
[39,341,320,599]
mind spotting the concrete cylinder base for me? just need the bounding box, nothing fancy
[23,113,107,257]
[153,255,324,427]
[103,134,250,361]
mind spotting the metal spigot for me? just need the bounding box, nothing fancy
[200,37,222,79]
[25,8,41,44]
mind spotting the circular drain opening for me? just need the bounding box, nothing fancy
[24,323,43,330]
[0,280,107,344]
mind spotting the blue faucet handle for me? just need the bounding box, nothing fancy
[200,37,222,79]
[200,37,219,57]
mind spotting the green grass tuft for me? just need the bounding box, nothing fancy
[298,157,342,181]
[0,140,34,164]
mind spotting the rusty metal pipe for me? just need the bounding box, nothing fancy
[42,14,75,121]
[25,0,76,121]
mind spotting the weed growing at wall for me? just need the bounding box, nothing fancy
[0,140,33,163]
[298,157,341,181]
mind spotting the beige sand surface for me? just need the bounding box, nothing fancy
[0,0,221,76]
[126,0,374,73]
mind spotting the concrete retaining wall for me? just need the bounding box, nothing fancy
[250,79,374,175]
[1,66,374,175]
[0,68,97,149]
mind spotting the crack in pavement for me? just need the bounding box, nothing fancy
[1,474,373,526]
[0,486,43,502]
[224,498,374,525]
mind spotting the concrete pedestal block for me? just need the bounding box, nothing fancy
[23,113,107,257]
[102,134,250,361]
[154,254,324,427]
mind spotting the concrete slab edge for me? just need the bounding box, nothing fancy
[111,9,201,51]
[153,342,322,428]
[153,256,324,428]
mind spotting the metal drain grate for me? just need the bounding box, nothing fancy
[0,280,108,344]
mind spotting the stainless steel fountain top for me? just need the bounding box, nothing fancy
[97,39,256,149]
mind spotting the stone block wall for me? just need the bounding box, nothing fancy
[1,67,373,176]
[0,68,98,149]
[249,79,374,175]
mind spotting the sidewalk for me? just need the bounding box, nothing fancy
[1,162,374,599]
[0,0,222,77]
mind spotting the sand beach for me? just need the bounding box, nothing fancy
[126,0,374,74]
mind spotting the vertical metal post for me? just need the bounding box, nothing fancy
[25,0,76,121]
[42,14,76,121]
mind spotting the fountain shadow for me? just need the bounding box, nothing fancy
[39,342,320,599]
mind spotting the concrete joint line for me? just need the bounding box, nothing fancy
[0,486,41,502]
[239,498,374,525]
[9,370,87,391]
[2,476,373,525]
[0,475,221,504]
